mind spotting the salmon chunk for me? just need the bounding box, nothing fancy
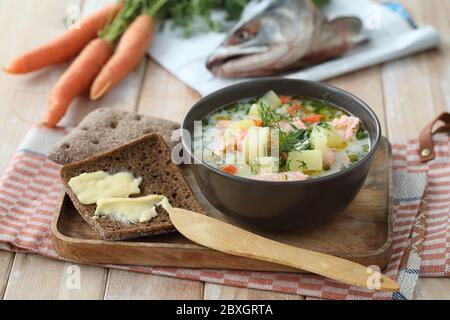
[279,118,306,133]
[323,148,336,169]
[330,115,360,141]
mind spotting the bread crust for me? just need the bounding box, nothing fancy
[49,108,179,165]
[60,133,205,241]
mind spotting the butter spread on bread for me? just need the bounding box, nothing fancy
[95,195,172,223]
[68,171,142,205]
[60,133,205,240]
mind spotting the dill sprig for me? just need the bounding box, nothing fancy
[256,99,313,154]
[356,127,369,140]
[258,102,282,127]
[156,0,250,37]
[154,0,330,37]
[279,128,312,154]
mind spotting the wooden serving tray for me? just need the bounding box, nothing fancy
[51,138,393,273]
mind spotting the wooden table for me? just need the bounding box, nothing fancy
[0,0,449,300]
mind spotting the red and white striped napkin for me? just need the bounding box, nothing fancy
[0,127,449,300]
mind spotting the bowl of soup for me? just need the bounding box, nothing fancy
[182,79,381,230]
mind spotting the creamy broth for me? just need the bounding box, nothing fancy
[199,91,370,182]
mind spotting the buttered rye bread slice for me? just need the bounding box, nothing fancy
[60,133,204,241]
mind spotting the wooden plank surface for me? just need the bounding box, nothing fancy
[0,9,82,282]
[0,252,13,299]
[0,0,77,171]
[382,0,450,140]
[105,271,204,300]
[0,0,152,300]
[3,254,107,300]
[0,0,449,300]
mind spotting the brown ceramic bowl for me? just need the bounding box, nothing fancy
[182,78,381,230]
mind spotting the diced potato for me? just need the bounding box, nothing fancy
[229,119,256,131]
[261,91,282,109]
[311,126,347,150]
[287,150,323,172]
[242,127,269,164]
[326,127,347,149]
[248,103,260,117]
[252,157,279,174]
[311,127,328,151]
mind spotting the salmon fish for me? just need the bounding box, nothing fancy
[206,0,368,78]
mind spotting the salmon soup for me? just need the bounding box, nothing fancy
[199,91,370,181]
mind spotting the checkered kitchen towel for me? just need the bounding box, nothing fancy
[0,126,448,300]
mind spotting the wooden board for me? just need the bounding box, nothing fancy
[51,137,393,272]
[2,0,448,300]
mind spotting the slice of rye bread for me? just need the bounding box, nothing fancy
[60,133,205,241]
[49,108,180,165]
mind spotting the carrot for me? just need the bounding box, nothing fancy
[302,114,322,124]
[43,38,113,127]
[288,105,301,116]
[222,165,238,175]
[253,119,263,127]
[4,3,122,74]
[90,14,155,100]
[280,96,293,104]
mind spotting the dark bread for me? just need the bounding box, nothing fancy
[49,108,179,165]
[60,133,205,241]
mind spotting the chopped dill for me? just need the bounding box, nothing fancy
[362,144,370,153]
[286,159,307,171]
[279,128,312,153]
[356,128,369,140]
[257,102,282,127]
[347,152,360,163]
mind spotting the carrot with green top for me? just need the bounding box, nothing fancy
[4,3,122,74]
[90,0,167,100]
[42,0,145,127]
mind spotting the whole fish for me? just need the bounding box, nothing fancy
[206,0,368,78]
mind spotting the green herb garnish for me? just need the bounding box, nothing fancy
[279,128,312,154]
[362,144,370,153]
[298,160,307,170]
[347,153,360,163]
[286,159,307,171]
[356,128,369,140]
[156,0,249,37]
[303,99,343,121]
[215,115,231,121]
[258,102,283,127]
[154,0,330,37]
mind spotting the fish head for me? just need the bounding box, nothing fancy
[207,0,321,78]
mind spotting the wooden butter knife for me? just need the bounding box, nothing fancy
[168,208,399,292]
